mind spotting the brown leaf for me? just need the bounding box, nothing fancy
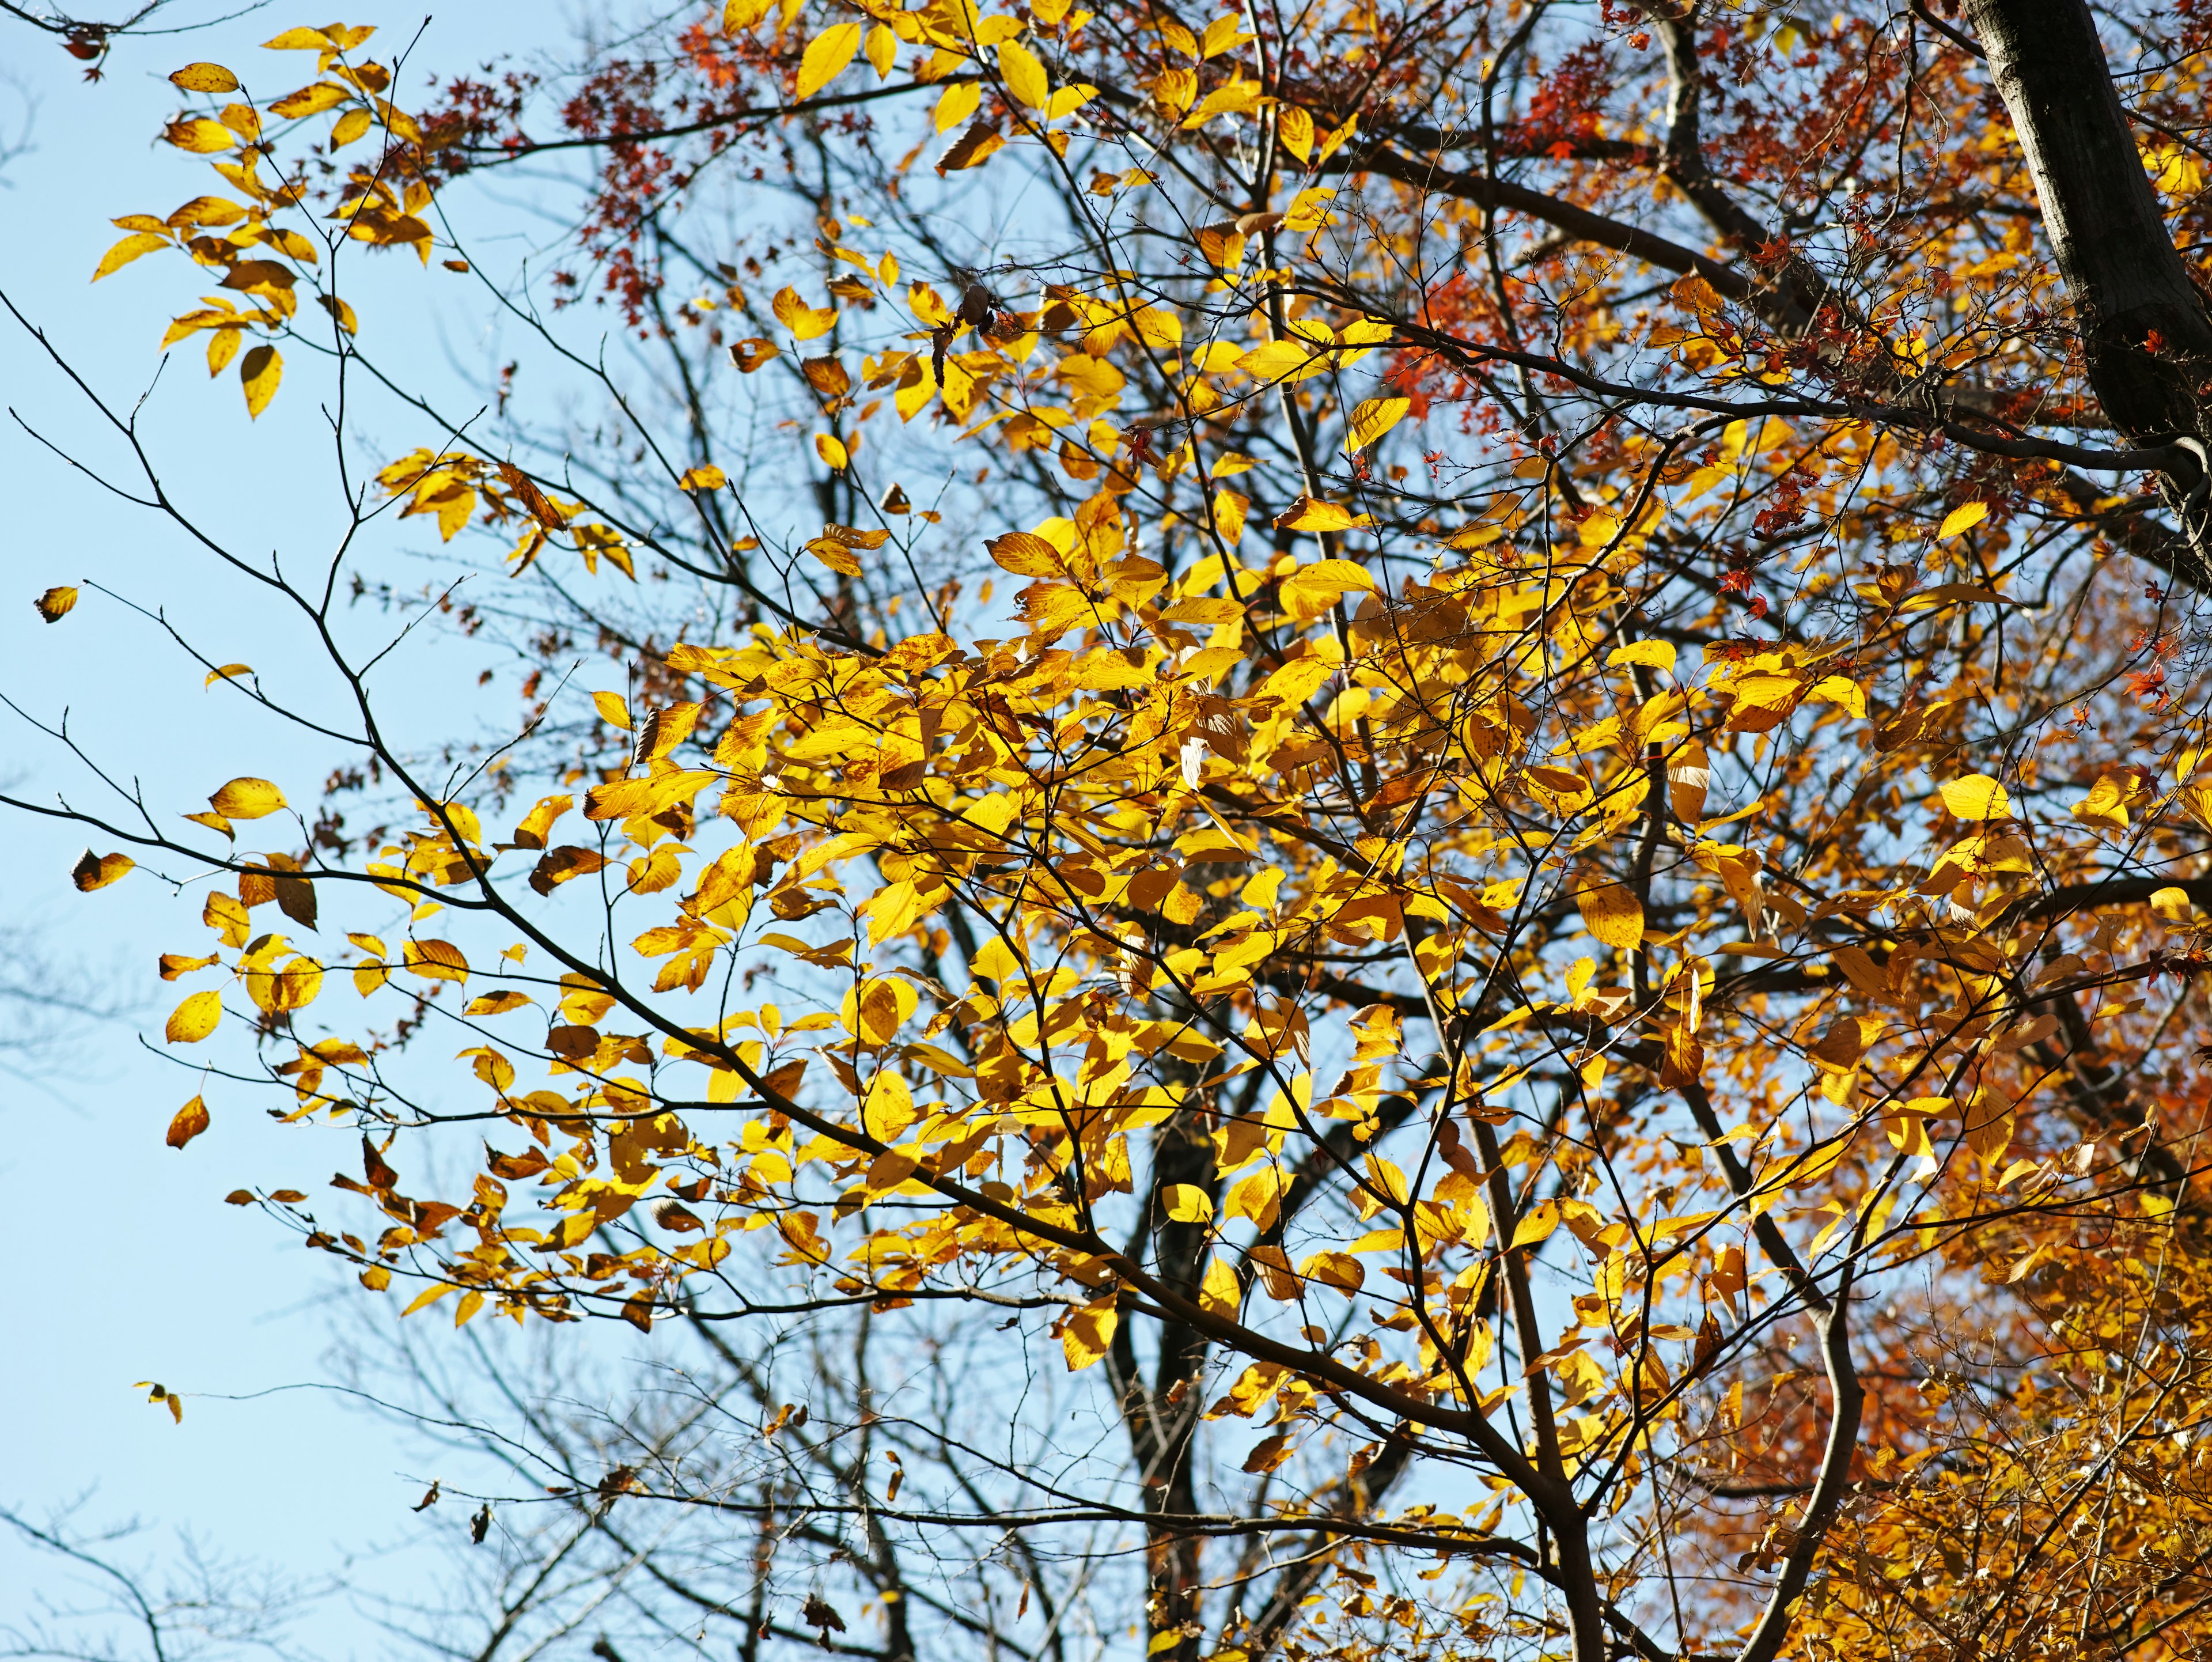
[73,849,134,891]
[165,1095,211,1149]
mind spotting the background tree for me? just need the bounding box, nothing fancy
[13,0,2212,1658]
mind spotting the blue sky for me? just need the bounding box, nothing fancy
[0,6,584,1645]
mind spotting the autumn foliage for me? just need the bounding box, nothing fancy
[20,0,2212,1656]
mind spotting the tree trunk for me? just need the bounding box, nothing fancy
[1965,0,2212,444]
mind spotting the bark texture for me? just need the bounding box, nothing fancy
[1966,0,2212,444]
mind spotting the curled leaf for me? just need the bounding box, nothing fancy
[1273,495,1373,533]
[35,585,78,622]
[73,850,135,892]
[165,1095,211,1149]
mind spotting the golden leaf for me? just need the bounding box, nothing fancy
[1575,882,1644,951]
[1342,395,1409,453]
[1938,500,1990,540]
[998,39,1050,109]
[1059,1297,1119,1371]
[210,777,286,820]
[72,850,134,892]
[1607,639,1676,674]
[93,231,172,281]
[1272,495,1373,533]
[35,585,78,623]
[771,285,836,341]
[794,22,862,101]
[240,343,282,419]
[1277,558,1374,620]
[934,79,980,134]
[1940,773,2011,821]
[865,23,897,77]
[165,989,223,1043]
[166,1096,211,1149]
[1162,1183,1214,1222]
[169,62,241,93]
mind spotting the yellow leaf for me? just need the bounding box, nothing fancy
[1938,500,1989,540]
[1806,674,1866,719]
[165,989,223,1043]
[268,81,350,118]
[865,22,897,77]
[1940,773,2010,821]
[795,22,862,101]
[1182,75,1262,128]
[679,464,727,491]
[1046,82,1096,119]
[329,107,373,147]
[262,25,358,50]
[1607,639,1676,675]
[722,0,771,31]
[210,777,286,819]
[1509,1198,1559,1251]
[986,531,1065,576]
[1226,1166,1290,1231]
[2152,885,2198,926]
[772,285,836,340]
[169,62,241,93]
[1060,1297,1119,1371]
[816,433,850,471]
[1576,881,1644,951]
[1199,1256,1240,1315]
[593,690,634,730]
[1162,1183,1214,1222]
[35,585,78,623]
[72,850,134,892]
[240,344,281,419]
[1254,653,1335,709]
[166,1096,211,1149]
[935,79,981,133]
[164,117,237,153]
[2073,771,2138,830]
[403,938,471,982]
[1277,105,1314,162]
[93,231,172,281]
[206,662,253,686]
[1277,559,1374,620]
[998,39,1050,109]
[1272,495,1372,533]
[1342,395,1408,453]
